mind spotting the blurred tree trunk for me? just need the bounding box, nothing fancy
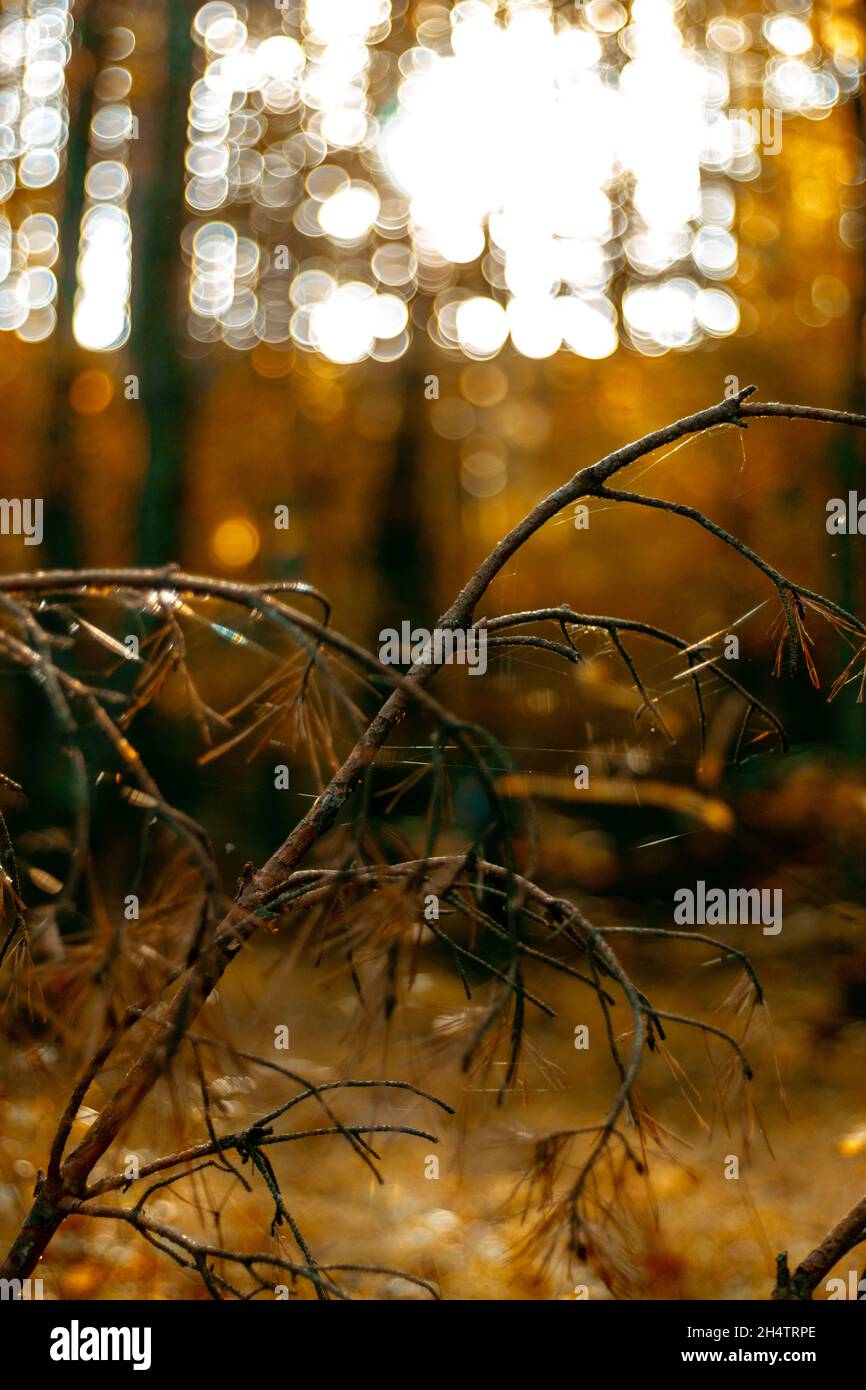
[832,88,866,751]
[133,0,196,565]
[372,354,435,629]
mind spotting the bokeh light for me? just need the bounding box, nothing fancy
[211,515,261,568]
[69,366,114,415]
[0,0,70,342]
[0,2,860,360]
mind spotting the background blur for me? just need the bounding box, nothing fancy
[1,0,866,1299]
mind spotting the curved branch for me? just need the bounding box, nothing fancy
[3,389,863,1288]
[774,1194,866,1300]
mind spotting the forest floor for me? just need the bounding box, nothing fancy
[1,905,864,1300]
